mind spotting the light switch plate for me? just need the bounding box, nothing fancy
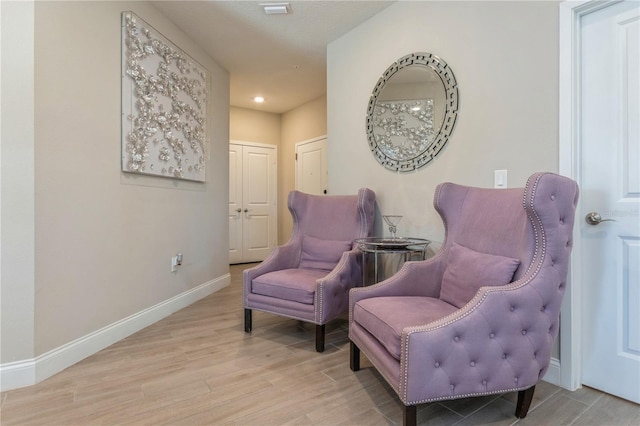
[494,170,507,189]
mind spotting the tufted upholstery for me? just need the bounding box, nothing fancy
[244,188,376,352]
[348,173,578,425]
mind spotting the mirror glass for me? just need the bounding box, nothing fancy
[366,53,459,172]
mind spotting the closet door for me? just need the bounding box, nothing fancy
[229,142,277,264]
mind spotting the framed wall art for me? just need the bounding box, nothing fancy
[121,11,208,182]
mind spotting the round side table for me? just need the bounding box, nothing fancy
[354,237,431,285]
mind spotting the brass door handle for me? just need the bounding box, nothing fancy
[585,212,615,225]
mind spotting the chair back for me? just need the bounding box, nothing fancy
[288,188,376,243]
[431,173,579,380]
[434,173,578,283]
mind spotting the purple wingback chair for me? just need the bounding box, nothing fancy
[349,173,579,425]
[244,188,376,352]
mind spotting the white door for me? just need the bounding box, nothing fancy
[229,144,243,264]
[296,137,327,195]
[229,142,277,264]
[580,1,640,403]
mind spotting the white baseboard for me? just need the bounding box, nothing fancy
[0,359,37,392]
[542,357,561,386]
[0,274,230,392]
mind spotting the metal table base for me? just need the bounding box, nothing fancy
[355,237,431,286]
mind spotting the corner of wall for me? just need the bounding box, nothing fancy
[0,0,36,367]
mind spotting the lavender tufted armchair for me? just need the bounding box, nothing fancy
[349,173,579,425]
[244,188,376,352]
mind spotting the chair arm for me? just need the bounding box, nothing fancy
[315,248,363,323]
[243,243,300,297]
[349,255,446,314]
[399,282,553,404]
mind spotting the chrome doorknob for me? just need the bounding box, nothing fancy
[585,212,615,225]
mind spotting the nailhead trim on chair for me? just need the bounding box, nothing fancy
[400,385,537,406]
[315,250,350,323]
[315,255,344,323]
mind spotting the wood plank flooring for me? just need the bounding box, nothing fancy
[2,263,639,425]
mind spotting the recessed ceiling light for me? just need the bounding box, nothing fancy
[253,96,265,103]
[261,3,290,15]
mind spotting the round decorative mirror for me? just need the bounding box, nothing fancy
[366,52,459,172]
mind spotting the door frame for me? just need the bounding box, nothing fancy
[558,0,625,392]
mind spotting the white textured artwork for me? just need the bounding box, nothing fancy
[121,11,208,182]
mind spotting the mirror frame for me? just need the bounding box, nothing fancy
[366,52,459,172]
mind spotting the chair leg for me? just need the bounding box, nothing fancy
[315,324,325,352]
[350,341,360,371]
[515,386,536,418]
[403,404,417,426]
[244,309,252,333]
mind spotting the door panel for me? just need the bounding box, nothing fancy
[246,215,270,250]
[242,146,276,262]
[581,1,640,403]
[296,138,327,195]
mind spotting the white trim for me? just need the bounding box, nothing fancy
[559,0,585,392]
[229,139,278,150]
[543,357,562,386]
[294,135,328,147]
[0,359,36,392]
[558,0,624,392]
[0,274,230,392]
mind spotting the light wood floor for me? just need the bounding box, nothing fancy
[2,263,639,425]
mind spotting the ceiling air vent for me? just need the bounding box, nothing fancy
[261,3,291,15]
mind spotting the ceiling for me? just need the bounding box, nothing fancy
[151,1,395,113]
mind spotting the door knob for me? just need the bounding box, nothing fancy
[244,208,249,213]
[236,208,242,213]
[585,212,615,225]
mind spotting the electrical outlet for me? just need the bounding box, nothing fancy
[171,256,178,272]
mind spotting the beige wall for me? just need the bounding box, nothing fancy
[328,0,559,241]
[230,97,327,245]
[1,0,230,363]
[230,107,281,146]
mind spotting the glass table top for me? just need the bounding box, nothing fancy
[354,237,431,250]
